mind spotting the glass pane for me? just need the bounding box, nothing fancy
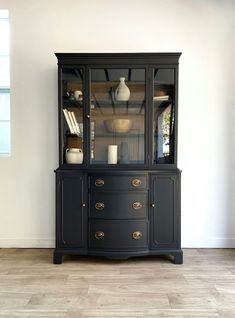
[0,121,10,154]
[0,56,10,87]
[62,68,84,164]
[90,68,145,165]
[0,20,10,55]
[0,92,10,120]
[153,69,175,164]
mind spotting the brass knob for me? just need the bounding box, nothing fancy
[132,179,141,187]
[86,114,90,119]
[95,202,105,210]
[132,202,142,210]
[95,179,104,187]
[95,231,104,240]
[81,203,86,207]
[151,203,155,208]
[132,231,142,240]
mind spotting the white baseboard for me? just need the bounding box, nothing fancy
[0,237,55,248]
[182,237,235,248]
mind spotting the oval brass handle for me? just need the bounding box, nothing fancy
[95,231,104,239]
[132,231,142,240]
[132,202,142,210]
[81,203,86,207]
[151,203,155,208]
[95,179,105,187]
[95,202,105,210]
[132,179,141,187]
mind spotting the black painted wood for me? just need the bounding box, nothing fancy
[89,174,147,190]
[53,251,63,264]
[54,53,183,264]
[89,191,148,219]
[89,220,148,249]
[56,172,87,248]
[150,173,179,249]
[173,250,183,264]
[55,53,181,66]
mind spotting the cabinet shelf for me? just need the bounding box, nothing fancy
[95,133,144,138]
[63,99,83,108]
[91,160,145,165]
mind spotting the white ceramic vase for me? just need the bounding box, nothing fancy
[65,148,83,164]
[115,77,130,101]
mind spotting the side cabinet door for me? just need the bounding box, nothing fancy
[150,174,180,249]
[56,173,86,248]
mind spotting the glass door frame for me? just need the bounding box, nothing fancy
[86,64,149,168]
[58,65,86,167]
[148,64,179,169]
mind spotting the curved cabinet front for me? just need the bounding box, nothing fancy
[90,191,148,219]
[89,220,148,250]
[90,175,147,191]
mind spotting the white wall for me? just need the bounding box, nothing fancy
[0,0,234,248]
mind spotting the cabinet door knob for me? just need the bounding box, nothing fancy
[151,203,155,208]
[132,231,142,240]
[132,202,142,210]
[95,231,105,240]
[86,114,90,119]
[81,203,86,207]
[131,179,141,187]
[95,179,105,187]
[95,202,105,210]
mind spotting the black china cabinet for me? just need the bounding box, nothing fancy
[54,53,183,264]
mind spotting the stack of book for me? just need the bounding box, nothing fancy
[63,109,80,135]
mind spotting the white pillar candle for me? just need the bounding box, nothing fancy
[108,145,118,164]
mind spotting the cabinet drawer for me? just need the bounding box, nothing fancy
[89,220,148,249]
[90,175,147,190]
[90,192,147,219]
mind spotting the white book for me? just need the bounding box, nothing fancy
[67,111,76,134]
[71,111,80,135]
[63,109,74,133]
[153,95,169,101]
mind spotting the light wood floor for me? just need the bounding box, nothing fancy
[0,249,235,317]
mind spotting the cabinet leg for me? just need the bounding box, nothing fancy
[53,251,63,264]
[173,251,183,264]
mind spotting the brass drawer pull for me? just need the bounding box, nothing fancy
[132,179,141,187]
[132,202,142,210]
[95,179,105,187]
[132,231,142,240]
[95,202,105,210]
[95,231,105,239]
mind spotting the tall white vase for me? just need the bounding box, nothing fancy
[115,77,130,101]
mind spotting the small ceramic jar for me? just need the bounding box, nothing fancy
[65,148,83,164]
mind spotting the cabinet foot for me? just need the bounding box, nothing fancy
[53,251,63,264]
[173,251,183,264]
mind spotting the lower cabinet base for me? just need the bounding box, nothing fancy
[53,249,183,265]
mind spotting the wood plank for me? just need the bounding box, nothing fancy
[0,249,234,316]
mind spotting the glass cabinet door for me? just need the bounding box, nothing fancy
[61,68,84,164]
[90,68,146,165]
[152,68,175,164]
